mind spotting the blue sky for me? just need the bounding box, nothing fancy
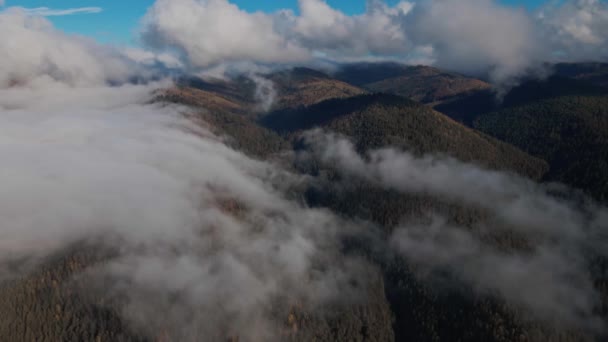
[4,0,547,45]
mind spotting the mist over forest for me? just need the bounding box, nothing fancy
[1,0,608,341]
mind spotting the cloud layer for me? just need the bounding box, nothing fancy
[0,10,373,340]
[0,9,136,87]
[0,83,371,340]
[303,130,608,333]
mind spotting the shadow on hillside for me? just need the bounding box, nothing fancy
[436,76,607,125]
[260,93,418,133]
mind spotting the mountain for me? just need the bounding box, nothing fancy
[435,76,606,125]
[156,68,367,157]
[159,86,246,115]
[261,92,547,240]
[0,247,147,342]
[433,74,608,202]
[334,62,491,104]
[262,93,548,180]
[0,244,395,342]
[261,93,599,342]
[156,86,288,158]
[554,62,608,88]
[333,62,413,86]
[474,94,608,202]
[163,68,367,115]
[268,67,367,109]
[3,63,607,342]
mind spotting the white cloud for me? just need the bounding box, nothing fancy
[142,0,414,68]
[123,47,184,69]
[141,0,608,86]
[0,81,366,338]
[403,0,608,83]
[20,6,103,16]
[407,0,542,83]
[0,9,140,87]
[142,0,538,82]
[142,0,311,68]
[302,130,608,332]
[287,0,413,56]
[0,11,374,340]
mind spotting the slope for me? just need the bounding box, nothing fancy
[432,74,608,201]
[261,94,600,342]
[261,93,548,180]
[268,67,367,110]
[554,62,608,89]
[0,244,395,342]
[334,62,491,104]
[474,94,608,202]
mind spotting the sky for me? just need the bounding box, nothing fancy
[2,0,547,45]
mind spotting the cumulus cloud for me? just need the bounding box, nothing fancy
[302,130,608,332]
[0,9,139,87]
[284,0,413,56]
[142,0,413,68]
[406,0,542,84]
[141,0,608,86]
[404,0,608,84]
[141,0,310,68]
[539,0,608,60]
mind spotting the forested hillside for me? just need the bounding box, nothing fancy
[334,63,491,104]
[430,73,608,202]
[262,93,548,179]
[474,95,608,201]
[2,62,607,342]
